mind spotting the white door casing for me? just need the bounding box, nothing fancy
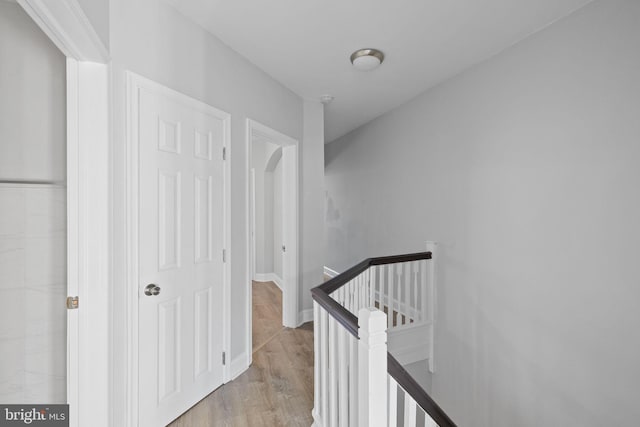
[128,73,230,427]
[245,119,299,367]
[15,1,110,426]
[250,168,256,281]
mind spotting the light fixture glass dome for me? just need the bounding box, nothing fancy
[350,48,384,71]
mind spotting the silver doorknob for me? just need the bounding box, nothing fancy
[144,284,161,296]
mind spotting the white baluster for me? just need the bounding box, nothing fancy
[403,262,410,325]
[349,281,355,314]
[388,376,398,427]
[355,275,360,311]
[338,326,348,426]
[360,272,366,310]
[358,307,388,427]
[349,333,358,426]
[411,261,418,322]
[397,264,403,327]
[373,265,380,308]
[426,241,437,373]
[368,267,375,308]
[424,411,438,427]
[320,308,328,424]
[421,259,427,324]
[329,317,338,426]
[313,303,320,424]
[404,393,417,427]
[387,265,393,330]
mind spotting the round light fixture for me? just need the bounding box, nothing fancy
[350,48,384,71]
[320,94,334,105]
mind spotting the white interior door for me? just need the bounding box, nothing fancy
[137,86,226,427]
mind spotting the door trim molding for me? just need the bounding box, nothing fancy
[15,2,110,426]
[246,119,300,368]
[125,72,232,426]
[17,0,109,62]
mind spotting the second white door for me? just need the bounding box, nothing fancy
[137,84,227,427]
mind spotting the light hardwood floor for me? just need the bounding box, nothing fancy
[168,281,314,427]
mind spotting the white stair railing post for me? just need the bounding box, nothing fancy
[426,241,437,373]
[358,307,388,427]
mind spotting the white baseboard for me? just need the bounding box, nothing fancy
[254,272,283,290]
[229,351,249,381]
[312,409,323,427]
[254,273,270,282]
[323,266,339,278]
[271,273,283,290]
[298,308,313,326]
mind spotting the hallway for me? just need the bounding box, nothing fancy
[168,281,314,426]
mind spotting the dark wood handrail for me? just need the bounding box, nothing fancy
[312,251,457,426]
[317,252,432,295]
[310,286,359,337]
[388,354,457,427]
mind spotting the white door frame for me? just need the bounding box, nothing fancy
[250,168,257,282]
[125,72,232,426]
[16,1,110,426]
[246,119,299,364]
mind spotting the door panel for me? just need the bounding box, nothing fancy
[138,87,225,427]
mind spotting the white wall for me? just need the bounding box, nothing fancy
[76,0,109,49]
[0,2,66,182]
[325,1,640,425]
[0,2,66,404]
[252,140,280,275]
[252,141,266,274]
[109,0,303,424]
[300,100,325,312]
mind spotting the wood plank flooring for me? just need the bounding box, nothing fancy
[168,281,314,427]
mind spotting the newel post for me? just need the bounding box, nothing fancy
[358,307,388,427]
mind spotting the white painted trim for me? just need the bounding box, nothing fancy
[66,58,80,427]
[229,352,249,381]
[125,72,232,426]
[311,409,324,427]
[246,119,300,367]
[63,59,110,427]
[250,168,256,284]
[16,3,110,426]
[17,0,108,62]
[272,273,282,290]
[298,308,314,326]
[253,273,269,282]
[254,272,283,290]
[323,266,339,279]
[426,241,437,373]
[387,322,431,366]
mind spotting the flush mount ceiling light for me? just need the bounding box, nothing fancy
[350,48,384,71]
[320,94,334,105]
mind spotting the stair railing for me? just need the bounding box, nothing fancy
[311,250,456,427]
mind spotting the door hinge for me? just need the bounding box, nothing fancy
[222,147,226,161]
[66,296,79,310]
[222,249,226,263]
[222,352,226,365]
